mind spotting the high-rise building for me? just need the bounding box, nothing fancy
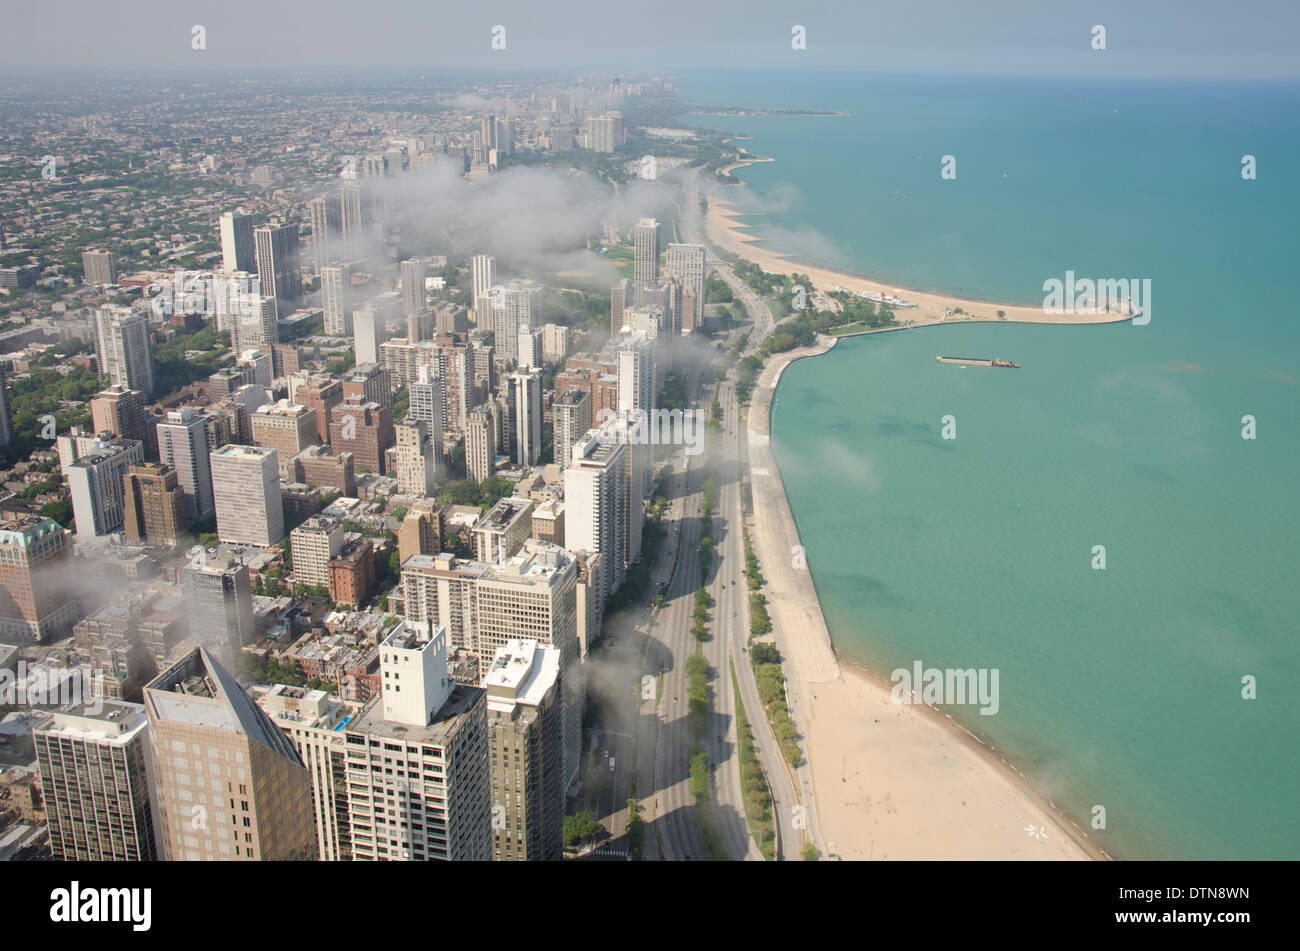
[552,387,592,466]
[400,258,427,318]
[403,541,581,790]
[616,333,657,414]
[394,419,443,497]
[220,211,256,273]
[293,377,343,444]
[254,684,360,861]
[81,249,117,286]
[633,218,661,285]
[143,647,314,861]
[90,386,153,459]
[488,280,543,363]
[398,502,442,564]
[471,254,495,325]
[231,295,279,357]
[344,622,491,861]
[342,363,391,416]
[465,405,496,483]
[122,462,189,546]
[34,700,156,861]
[0,516,80,644]
[321,262,355,336]
[291,444,356,496]
[541,323,571,364]
[483,639,563,861]
[408,363,445,439]
[308,196,343,274]
[508,369,543,466]
[353,308,385,367]
[517,327,542,370]
[251,400,320,479]
[95,306,155,397]
[210,444,284,546]
[290,517,343,590]
[254,224,301,316]
[68,437,145,538]
[471,497,533,565]
[186,556,255,655]
[327,537,374,608]
[565,426,628,600]
[587,112,625,153]
[664,243,705,332]
[156,408,214,521]
[329,396,392,475]
[339,180,369,260]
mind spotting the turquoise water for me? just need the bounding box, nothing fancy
[681,71,1300,859]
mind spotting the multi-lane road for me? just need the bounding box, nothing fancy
[585,170,819,860]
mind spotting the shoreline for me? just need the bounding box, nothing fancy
[708,153,1132,329]
[745,333,1110,862]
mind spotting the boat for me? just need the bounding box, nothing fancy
[936,356,1020,368]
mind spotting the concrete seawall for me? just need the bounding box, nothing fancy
[744,335,842,686]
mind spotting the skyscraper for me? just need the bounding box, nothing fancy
[321,262,355,336]
[90,386,153,459]
[633,218,661,285]
[552,387,592,466]
[251,400,320,479]
[400,258,427,318]
[616,333,657,414]
[339,180,368,260]
[231,295,279,357]
[664,243,706,332]
[186,555,256,656]
[565,425,628,600]
[253,223,301,316]
[0,516,80,644]
[81,249,117,286]
[156,407,214,521]
[509,368,543,466]
[95,306,155,397]
[471,254,495,325]
[210,444,284,546]
[220,211,256,273]
[488,279,543,363]
[122,462,189,546]
[343,622,491,861]
[34,701,156,861]
[67,437,145,538]
[144,647,314,861]
[465,405,496,483]
[394,419,444,497]
[308,195,342,274]
[353,308,384,367]
[484,639,563,861]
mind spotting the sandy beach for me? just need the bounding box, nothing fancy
[708,156,1131,329]
[746,338,1108,862]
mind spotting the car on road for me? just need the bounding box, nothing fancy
[609,757,615,772]
[673,696,678,703]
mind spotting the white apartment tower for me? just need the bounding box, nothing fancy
[210,444,284,546]
[95,306,155,396]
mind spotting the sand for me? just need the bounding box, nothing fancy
[745,332,1109,862]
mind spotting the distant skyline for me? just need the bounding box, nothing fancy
[3,0,1300,80]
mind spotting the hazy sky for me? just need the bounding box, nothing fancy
[3,0,1299,79]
